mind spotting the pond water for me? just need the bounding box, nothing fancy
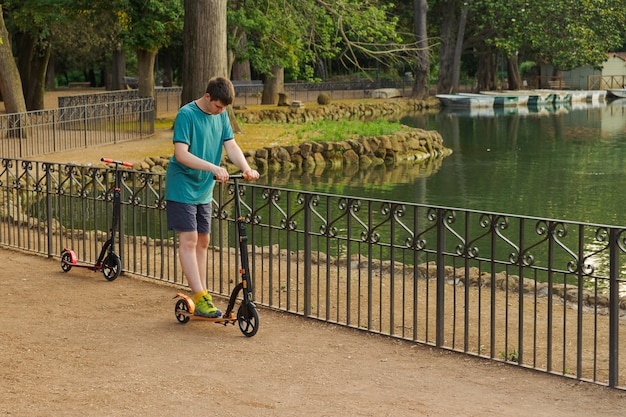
[264,99,626,227]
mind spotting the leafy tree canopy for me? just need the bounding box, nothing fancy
[469,0,626,70]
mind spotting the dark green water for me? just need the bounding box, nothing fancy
[266,99,626,226]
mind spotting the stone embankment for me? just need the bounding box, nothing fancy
[136,98,451,174]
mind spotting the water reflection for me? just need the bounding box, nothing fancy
[601,98,626,137]
[265,100,626,226]
[260,100,626,294]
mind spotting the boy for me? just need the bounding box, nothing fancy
[165,76,259,317]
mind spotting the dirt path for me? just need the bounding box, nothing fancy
[1,247,625,417]
[3,91,626,415]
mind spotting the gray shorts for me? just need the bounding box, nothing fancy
[166,201,212,234]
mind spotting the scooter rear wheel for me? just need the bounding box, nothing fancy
[237,303,259,337]
[61,251,72,272]
[102,252,122,281]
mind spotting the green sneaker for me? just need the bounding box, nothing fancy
[194,292,222,318]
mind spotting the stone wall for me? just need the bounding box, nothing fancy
[232,128,452,175]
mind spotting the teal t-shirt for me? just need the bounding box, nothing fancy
[165,101,234,204]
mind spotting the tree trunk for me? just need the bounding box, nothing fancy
[15,31,49,111]
[475,50,497,92]
[231,34,251,81]
[451,5,469,93]
[0,7,26,115]
[411,0,429,99]
[231,59,251,81]
[137,48,157,98]
[111,48,126,91]
[159,47,173,87]
[29,46,50,110]
[261,65,284,105]
[506,55,522,90]
[46,55,56,90]
[182,0,228,105]
[437,0,457,94]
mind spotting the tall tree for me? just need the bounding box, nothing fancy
[4,0,70,110]
[524,0,626,71]
[124,0,183,98]
[434,0,455,94]
[468,0,626,90]
[451,4,469,92]
[229,0,414,104]
[411,0,428,98]
[182,0,227,105]
[0,6,26,115]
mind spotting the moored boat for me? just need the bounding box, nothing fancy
[607,89,626,99]
[435,93,495,108]
[536,89,571,104]
[477,91,530,107]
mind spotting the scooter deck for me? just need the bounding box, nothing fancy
[175,309,236,323]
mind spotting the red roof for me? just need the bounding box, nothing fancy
[607,52,626,61]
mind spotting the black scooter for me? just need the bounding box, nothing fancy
[60,158,133,281]
[173,173,259,337]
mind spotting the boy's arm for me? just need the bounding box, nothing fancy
[224,140,259,180]
[174,142,229,182]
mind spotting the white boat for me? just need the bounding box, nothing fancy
[586,90,607,103]
[436,94,495,109]
[536,89,571,104]
[476,92,530,107]
[498,90,555,106]
[437,90,607,110]
[550,90,607,103]
[607,89,626,99]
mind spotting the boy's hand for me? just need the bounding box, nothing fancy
[243,169,260,181]
[212,166,230,183]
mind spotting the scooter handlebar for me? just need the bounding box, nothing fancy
[229,173,249,180]
[101,157,133,167]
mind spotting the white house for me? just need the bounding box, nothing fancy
[540,52,626,89]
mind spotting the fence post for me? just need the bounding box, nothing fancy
[53,111,57,153]
[303,194,312,317]
[83,104,88,149]
[113,103,118,144]
[609,227,620,387]
[45,164,54,258]
[436,208,446,347]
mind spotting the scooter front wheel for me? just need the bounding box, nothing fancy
[61,251,72,272]
[237,303,259,337]
[102,252,122,281]
[175,299,191,323]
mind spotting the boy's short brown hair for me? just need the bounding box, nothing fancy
[206,76,235,105]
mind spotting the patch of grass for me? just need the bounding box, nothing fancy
[238,117,407,147]
[291,118,405,142]
[500,349,519,362]
[155,118,174,129]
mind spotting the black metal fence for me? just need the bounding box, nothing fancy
[1,159,624,390]
[0,98,154,160]
[53,82,409,120]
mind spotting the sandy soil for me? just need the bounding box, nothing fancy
[2,91,626,416]
[2,248,626,416]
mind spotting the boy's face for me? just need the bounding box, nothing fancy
[205,93,226,114]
